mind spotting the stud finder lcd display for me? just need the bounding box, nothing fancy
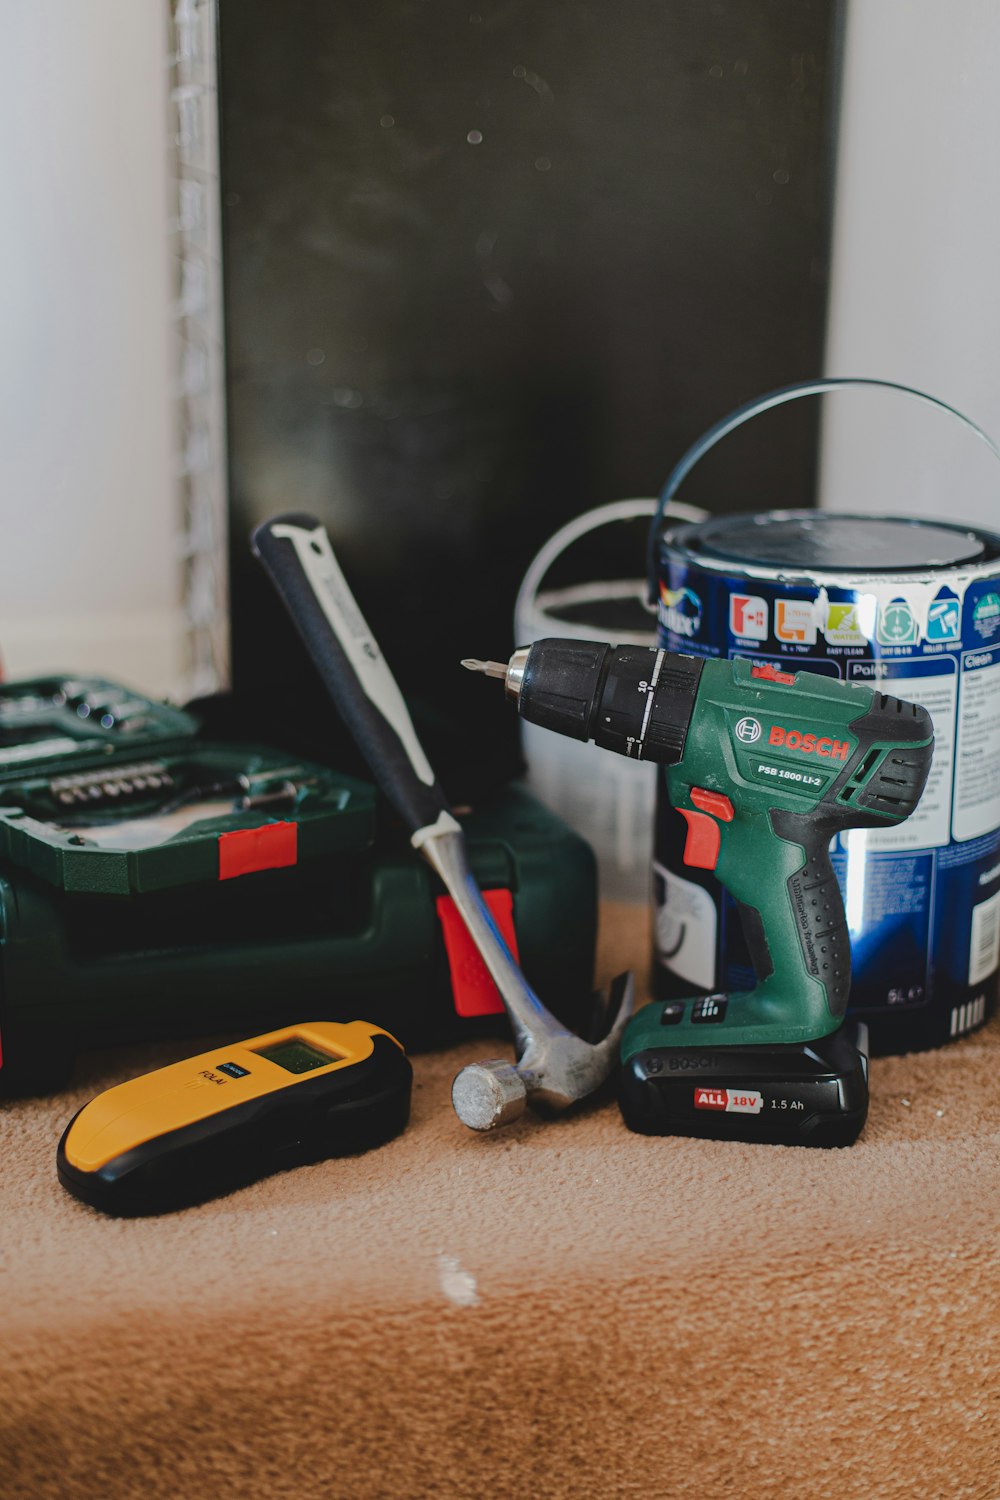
[254,1037,340,1073]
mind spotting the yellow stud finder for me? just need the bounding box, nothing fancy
[56,1020,411,1216]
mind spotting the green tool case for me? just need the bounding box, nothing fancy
[0,676,597,1094]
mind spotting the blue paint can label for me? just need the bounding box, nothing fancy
[654,513,1000,1053]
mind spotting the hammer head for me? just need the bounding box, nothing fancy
[451,971,635,1131]
[451,1059,528,1130]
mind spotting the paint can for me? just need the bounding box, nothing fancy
[648,379,1000,1053]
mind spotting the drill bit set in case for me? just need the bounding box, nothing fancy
[0,678,371,895]
[0,675,598,1095]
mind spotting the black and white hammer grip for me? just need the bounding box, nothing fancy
[251,513,457,845]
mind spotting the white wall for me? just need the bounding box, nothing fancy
[820,0,1000,527]
[0,1,183,695]
[5,0,998,706]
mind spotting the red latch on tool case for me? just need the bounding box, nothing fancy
[435,889,519,1018]
[218,822,298,880]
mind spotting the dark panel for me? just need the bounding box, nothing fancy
[219,0,842,782]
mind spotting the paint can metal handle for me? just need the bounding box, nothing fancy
[516,497,705,647]
[646,377,1000,602]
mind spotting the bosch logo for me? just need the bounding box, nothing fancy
[768,726,850,760]
[735,717,762,744]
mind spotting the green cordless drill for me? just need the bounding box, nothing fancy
[464,642,934,1146]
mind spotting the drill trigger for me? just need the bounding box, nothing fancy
[678,788,734,869]
[678,809,721,870]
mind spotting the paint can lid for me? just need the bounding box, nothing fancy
[664,510,1000,574]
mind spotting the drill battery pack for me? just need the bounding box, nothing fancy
[619,1009,869,1148]
[0,676,597,1095]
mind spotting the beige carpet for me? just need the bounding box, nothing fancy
[2,903,998,1500]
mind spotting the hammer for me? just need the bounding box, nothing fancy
[252,514,634,1130]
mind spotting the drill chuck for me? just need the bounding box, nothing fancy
[464,639,704,764]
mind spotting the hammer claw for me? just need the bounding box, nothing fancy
[451,969,636,1131]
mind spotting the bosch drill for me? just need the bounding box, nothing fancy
[464,641,934,1146]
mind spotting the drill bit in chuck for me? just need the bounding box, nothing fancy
[460,659,507,679]
[461,650,530,702]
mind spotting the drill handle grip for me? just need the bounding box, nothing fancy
[252,513,453,839]
[774,816,853,1022]
[717,812,853,1028]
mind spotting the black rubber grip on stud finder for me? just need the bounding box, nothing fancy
[251,512,452,838]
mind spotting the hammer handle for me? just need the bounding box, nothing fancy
[251,513,452,840]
